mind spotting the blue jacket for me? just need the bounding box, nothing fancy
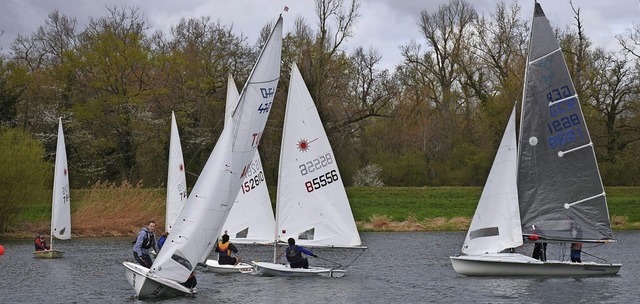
[158,235,167,250]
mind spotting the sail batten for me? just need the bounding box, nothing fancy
[557,142,592,157]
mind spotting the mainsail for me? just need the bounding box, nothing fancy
[221,74,276,244]
[462,107,521,255]
[276,63,361,248]
[517,3,613,242]
[52,118,71,241]
[150,16,283,283]
[165,111,188,232]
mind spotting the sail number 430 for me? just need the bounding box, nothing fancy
[305,170,339,193]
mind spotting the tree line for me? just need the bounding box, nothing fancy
[1,0,639,192]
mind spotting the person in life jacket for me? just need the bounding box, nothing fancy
[157,231,169,251]
[34,234,50,251]
[132,220,158,268]
[285,238,317,269]
[214,233,238,265]
[570,243,582,263]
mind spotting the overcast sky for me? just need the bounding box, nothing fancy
[0,0,638,70]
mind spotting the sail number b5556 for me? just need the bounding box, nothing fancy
[305,170,339,193]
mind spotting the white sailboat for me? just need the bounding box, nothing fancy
[123,15,283,298]
[450,2,621,276]
[34,118,71,259]
[252,63,363,278]
[165,111,188,233]
[204,74,275,274]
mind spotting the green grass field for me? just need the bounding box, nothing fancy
[4,186,639,238]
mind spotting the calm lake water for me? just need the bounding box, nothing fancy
[0,231,638,303]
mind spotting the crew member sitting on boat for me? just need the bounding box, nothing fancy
[215,233,238,265]
[285,238,317,269]
[570,243,582,263]
[34,234,50,251]
[132,220,158,268]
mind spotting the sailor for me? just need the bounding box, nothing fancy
[215,233,238,265]
[285,238,317,269]
[34,233,50,251]
[132,220,158,268]
[570,243,582,263]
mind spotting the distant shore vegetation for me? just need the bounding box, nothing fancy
[2,185,638,239]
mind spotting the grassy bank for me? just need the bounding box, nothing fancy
[4,185,639,239]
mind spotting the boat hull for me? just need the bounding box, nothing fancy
[450,253,621,276]
[204,259,253,274]
[252,261,346,277]
[33,250,64,259]
[123,261,193,298]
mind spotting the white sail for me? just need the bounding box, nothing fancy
[51,118,71,241]
[221,74,276,244]
[276,63,361,248]
[149,16,283,283]
[225,74,240,122]
[461,106,521,255]
[165,111,188,232]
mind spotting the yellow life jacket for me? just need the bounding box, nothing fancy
[218,241,231,256]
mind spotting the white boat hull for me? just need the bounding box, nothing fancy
[33,249,64,259]
[252,261,346,277]
[450,253,621,276]
[123,261,193,298]
[204,259,253,274]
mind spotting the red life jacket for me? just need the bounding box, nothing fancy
[34,237,48,251]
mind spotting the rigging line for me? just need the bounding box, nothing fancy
[184,114,225,171]
[341,247,368,269]
[313,255,342,268]
[557,142,592,157]
[581,250,609,263]
[563,192,605,209]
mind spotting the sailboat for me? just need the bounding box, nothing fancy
[123,15,283,298]
[165,111,188,233]
[252,63,364,278]
[450,2,621,276]
[34,118,71,259]
[204,74,275,274]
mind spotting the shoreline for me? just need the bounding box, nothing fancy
[2,217,637,240]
